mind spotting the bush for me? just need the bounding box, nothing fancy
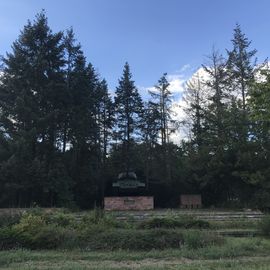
[30,225,71,249]
[138,216,210,229]
[258,215,270,236]
[253,190,270,211]
[0,210,222,251]
[81,229,184,250]
[0,224,79,250]
[45,212,76,228]
[0,212,22,227]
[80,228,222,251]
[0,226,22,250]
[183,230,223,249]
[13,213,46,234]
[79,209,123,230]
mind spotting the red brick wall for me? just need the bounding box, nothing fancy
[180,194,202,208]
[104,196,154,211]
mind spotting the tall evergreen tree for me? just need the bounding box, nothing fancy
[184,70,208,149]
[68,54,100,208]
[0,11,70,206]
[225,25,258,204]
[149,73,175,182]
[95,79,114,163]
[61,28,82,153]
[227,24,257,112]
[149,74,174,146]
[114,62,143,173]
[247,67,270,208]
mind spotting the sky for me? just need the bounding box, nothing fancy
[0,0,270,95]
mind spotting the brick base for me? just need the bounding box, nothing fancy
[104,196,154,211]
[180,194,202,208]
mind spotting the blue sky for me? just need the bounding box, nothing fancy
[0,0,270,92]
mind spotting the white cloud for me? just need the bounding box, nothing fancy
[177,64,191,73]
[137,64,220,143]
[138,64,195,143]
[167,75,186,94]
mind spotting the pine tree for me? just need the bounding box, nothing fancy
[226,24,257,145]
[148,73,176,182]
[61,28,82,153]
[184,69,208,149]
[149,73,174,146]
[95,79,114,163]
[203,49,229,148]
[114,62,143,173]
[227,24,257,112]
[0,11,68,206]
[247,67,270,208]
[225,25,258,204]
[68,54,100,208]
[140,101,161,187]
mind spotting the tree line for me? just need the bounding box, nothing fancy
[0,12,269,209]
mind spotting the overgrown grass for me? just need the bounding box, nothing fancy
[258,215,270,236]
[0,209,223,251]
[0,238,270,269]
[138,215,210,229]
[210,219,259,229]
[0,212,22,227]
[0,209,268,269]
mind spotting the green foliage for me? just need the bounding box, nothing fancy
[79,210,123,230]
[81,229,222,251]
[114,62,143,172]
[1,238,270,270]
[45,212,76,228]
[0,211,222,251]
[13,213,46,234]
[0,12,268,210]
[138,216,209,229]
[183,230,224,249]
[258,215,270,236]
[84,229,183,250]
[0,213,21,228]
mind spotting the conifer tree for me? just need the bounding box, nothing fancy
[0,11,69,206]
[227,24,257,112]
[114,62,143,173]
[95,79,114,163]
[149,74,174,146]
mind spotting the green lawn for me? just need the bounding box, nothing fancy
[1,237,270,270]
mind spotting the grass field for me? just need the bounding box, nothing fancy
[1,237,270,269]
[0,209,269,269]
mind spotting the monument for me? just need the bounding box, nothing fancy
[104,171,154,210]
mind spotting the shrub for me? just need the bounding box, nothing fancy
[138,216,210,229]
[0,210,222,251]
[30,225,71,249]
[0,213,61,248]
[79,210,122,230]
[0,226,22,250]
[0,211,79,250]
[183,230,223,249]
[0,212,22,227]
[253,190,270,211]
[81,228,222,251]
[13,213,46,234]
[81,229,184,250]
[258,215,270,236]
[45,212,76,228]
